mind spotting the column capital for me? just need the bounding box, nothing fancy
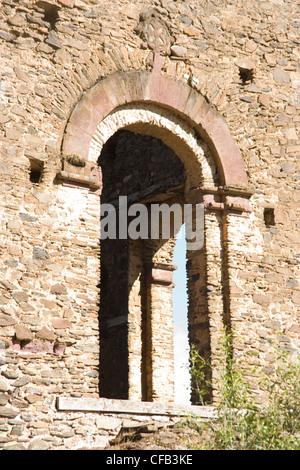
[145,262,177,286]
[56,156,102,195]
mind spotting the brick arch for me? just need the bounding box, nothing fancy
[62,71,248,188]
[89,103,217,190]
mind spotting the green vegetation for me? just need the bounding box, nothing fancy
[189,330,300,450]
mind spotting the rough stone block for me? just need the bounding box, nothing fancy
[50,284,67,295]
[36,327,56,342]
[15,325,34,342]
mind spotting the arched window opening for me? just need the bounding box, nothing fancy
[98,129,185,402]
[61,71,250,407]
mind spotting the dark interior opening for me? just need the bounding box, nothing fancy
[29,159,43,184]
[264,207,275,226]
[36,1,59,29]
[239,67,254,84]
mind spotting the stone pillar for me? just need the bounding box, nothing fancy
[144,261,176,403]
[127,239,144,401]
[186,245,210,403]
[186,196,224,403]
[223,208,259,376]
[186,188,252,403]
[204,208,226,401]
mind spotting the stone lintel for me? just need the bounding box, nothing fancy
[56,397,216,419]
[188,185,253,198]
[187,186,252,213]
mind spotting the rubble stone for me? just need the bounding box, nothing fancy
[0,0,298,451]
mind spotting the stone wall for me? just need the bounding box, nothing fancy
[0,0,299,450]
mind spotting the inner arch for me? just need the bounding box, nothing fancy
[89,103,219,192]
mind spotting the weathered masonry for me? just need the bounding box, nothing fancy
[0,0,299,450]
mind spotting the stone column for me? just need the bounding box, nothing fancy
[127,239,144,401]
[143,260,176,403]
[223,203,258,376]
[186,188,252,403]
[186,194,224,403]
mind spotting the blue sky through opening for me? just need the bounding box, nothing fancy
[172,225,191,404]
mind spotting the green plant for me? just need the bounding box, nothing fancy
[189,345,212,406]
[189,330,300,450]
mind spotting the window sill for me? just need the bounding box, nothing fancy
[56,397,216,418]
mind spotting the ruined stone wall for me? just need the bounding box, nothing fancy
[0,0,299,450]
